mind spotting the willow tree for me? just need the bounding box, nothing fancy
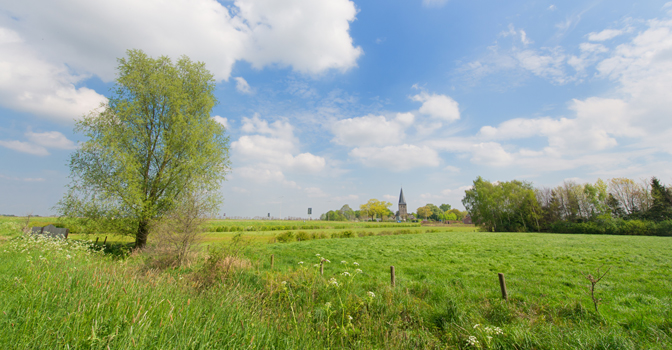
[58,50,230,248]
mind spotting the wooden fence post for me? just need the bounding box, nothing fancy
[320,260,324,276]
[94,237,99,245]
[390,266,396,287]
[271,254,275,269]
[498,273,508,300]
[103,236,107,245]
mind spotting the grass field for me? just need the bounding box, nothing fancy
[1,217,671,349]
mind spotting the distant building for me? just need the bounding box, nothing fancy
[397,188,408,221]
[463,215,473,224]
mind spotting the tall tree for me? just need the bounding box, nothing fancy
[646,177,672,221]
[57,50,230,248]
[360,199,392,221]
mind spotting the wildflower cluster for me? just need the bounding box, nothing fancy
[468,324,504,347]
[3,234,105,264]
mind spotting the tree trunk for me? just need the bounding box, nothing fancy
[135,219,150,249]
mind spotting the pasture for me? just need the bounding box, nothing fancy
[0,217,670,349]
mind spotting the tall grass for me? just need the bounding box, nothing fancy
[1,231,671,349]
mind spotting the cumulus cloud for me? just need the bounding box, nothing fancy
[0,140,49,156]
[349,144,440,171]
[25,130,77,149]
[0,0,362,121]
[232,115,326,187]
[331,114,409,147]
[234,77,252,94]
[2,0,362,81]
[411,92,460,121]
[212,116,230,129]
[0,129,77,156]
[0,27,107,122]
[234,166,299,188]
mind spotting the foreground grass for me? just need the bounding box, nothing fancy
[1,225,671,349]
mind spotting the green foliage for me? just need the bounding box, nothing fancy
[646,177,672,221]
[359,199,393,220]
[57,49,229,248]
[462,177,541,232]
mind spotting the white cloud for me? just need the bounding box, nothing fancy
[349,144,440,171]
[234,77,252,94]
[25,130,76,149]
[331,114,407,147]
[588,29,624,42]
[2,0,362,81]
[0,0,361,121]
[0,27,107,122]
[0,140,49,156]
[234,166,300,188]
[232,115,326,183]
[411,92,460,121]
[212,116,230,129]
[469,142,514,167]
[237,0,363,75]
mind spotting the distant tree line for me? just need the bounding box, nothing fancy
[462,176,672,235]
[320,200,468,222]
[414,203,467,222]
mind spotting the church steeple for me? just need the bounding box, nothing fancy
[398,188,407,220]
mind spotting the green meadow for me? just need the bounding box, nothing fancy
[1,217,671,349]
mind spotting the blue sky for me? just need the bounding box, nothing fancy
[1,0,672,218]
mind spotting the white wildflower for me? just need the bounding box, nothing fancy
[353,262,359,266]
[325,302,331,309]
[341,260,347,264]
[298,261,304,265]
[466,336,479,346]
[473,324,480,329]
[347,315,353,320]
[355,269,363,274]
[313,264,319,267]
[341,271,351,276]
[328,278,339,287]
[367,291,375,298]
[316,253,321,257]
[281,281,287,286]
[494,327,503,335]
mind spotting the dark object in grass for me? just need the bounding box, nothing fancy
[586,265,611,313]
[31,224,69,239]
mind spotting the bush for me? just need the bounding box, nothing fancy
[276,231,295,243]
[296,231,310,241]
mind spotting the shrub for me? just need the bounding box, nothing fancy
[296,231,310,241]
[276,231,295,243]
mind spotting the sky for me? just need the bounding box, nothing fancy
[1,0,672,218]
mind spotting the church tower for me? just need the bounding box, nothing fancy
[398,188,407,221]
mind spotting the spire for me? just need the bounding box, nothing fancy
[399,188,406,205]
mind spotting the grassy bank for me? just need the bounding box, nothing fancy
[1,221,671,348]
